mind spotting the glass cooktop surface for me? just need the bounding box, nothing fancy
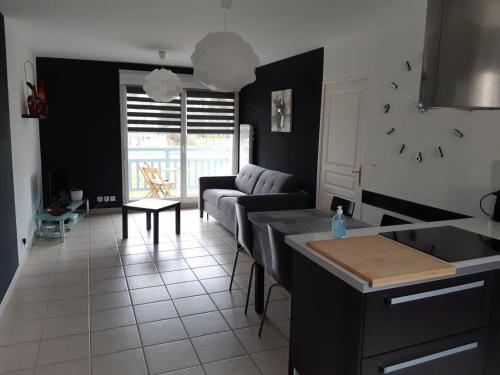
[380,226,500,262]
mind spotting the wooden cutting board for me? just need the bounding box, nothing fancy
[307,235,456,287]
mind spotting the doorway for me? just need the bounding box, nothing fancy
[317,78,367,218]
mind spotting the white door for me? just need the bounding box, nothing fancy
[317,78,366,218]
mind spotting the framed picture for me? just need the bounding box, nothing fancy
[271,89,292,133]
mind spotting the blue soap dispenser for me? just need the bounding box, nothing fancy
[332,205,346,239]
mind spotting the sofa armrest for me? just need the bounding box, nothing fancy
[236,191,311,213]
[199,175,237,217]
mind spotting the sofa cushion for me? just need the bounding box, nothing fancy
[218,196,238,222]
[252,169,298,195]
[235,164,266,195]
[203,189,246,209]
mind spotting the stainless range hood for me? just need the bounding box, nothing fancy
[420,0,500,110]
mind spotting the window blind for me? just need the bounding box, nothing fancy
[126,86,181,133]
[186,90,236,134]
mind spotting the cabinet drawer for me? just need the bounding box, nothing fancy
[361,328,487,375]
[363,272,492,357]
[490,271,500,323]
[486,324,500,375]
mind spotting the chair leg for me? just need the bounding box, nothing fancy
[258,282,279,337]
[244,262,256,314]
[229,247,242,291]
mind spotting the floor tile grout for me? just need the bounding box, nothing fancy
[0,210,290,375]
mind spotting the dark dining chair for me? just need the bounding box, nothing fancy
[258,223,293,337]
[380,214,411,226]
[232,203,257,313]
[330,196,355,217]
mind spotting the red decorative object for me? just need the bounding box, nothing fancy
[23,61,48,118]
[37,80,48,115]
[26,82,41,116]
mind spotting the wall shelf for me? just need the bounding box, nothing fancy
[22,114,49,119]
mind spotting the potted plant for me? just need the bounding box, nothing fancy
[70,188,83,201]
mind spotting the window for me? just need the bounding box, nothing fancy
[124,86,238,201]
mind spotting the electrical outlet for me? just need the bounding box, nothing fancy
[97,196,103,203]
[103,196,110,202]
[110,196,116,202]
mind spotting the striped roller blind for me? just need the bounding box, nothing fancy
[186,90,236,134]
[126,86,182,133]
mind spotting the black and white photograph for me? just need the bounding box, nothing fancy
[271,89,292,133]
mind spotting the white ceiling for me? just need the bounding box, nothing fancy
[0,0,404,67]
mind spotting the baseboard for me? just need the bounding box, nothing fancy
[90,202,198,215]
[89,207,122,215]
[0,248,28,317]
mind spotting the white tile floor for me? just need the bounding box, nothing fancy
[0,209,290,375]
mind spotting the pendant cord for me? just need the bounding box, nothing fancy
[224,9,227,32]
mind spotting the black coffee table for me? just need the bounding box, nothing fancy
[122,199,181,244]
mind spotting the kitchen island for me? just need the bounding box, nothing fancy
[285,217,500,375]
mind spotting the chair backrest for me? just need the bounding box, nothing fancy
[235,203,253,255]
[267,224,292,292]
[141,164,164,183]
[330,196,355,217]
[380,214,411,227]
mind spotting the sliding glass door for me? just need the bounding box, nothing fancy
[185,90,236,198]
[122,86,237,202]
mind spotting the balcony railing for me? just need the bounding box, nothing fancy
[128,147,232,199]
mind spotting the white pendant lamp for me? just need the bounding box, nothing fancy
[191,0,259,92]
[143,50,182,102]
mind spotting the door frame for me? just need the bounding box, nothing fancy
[119,71,239,204]
[315,76,368,218]
[119,85,130,204]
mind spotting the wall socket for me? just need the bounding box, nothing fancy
[96,196,103,203]
[103,196,110,203]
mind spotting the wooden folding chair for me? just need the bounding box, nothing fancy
[139,164,176,198]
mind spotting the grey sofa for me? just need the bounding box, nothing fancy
[199,164,310,234]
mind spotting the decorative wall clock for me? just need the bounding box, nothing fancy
[383,60,464,163]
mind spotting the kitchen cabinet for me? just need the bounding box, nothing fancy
[290,252,498,375]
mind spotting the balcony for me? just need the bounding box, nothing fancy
[128,147,233,199]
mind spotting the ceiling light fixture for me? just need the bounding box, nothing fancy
[143,50,182,102]
[191,0,260,92]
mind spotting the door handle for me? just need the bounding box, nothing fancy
[385,281,485,305]
[381,342,478,373]
[352,166,362,186]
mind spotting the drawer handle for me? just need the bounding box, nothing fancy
[386,280,485,305]
[381,342,478,374]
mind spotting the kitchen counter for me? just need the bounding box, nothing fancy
[285,217,500,293]
[287,217,500,375]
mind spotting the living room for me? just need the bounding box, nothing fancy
[1,1,500,374]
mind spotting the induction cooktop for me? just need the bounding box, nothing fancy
[380,226,500,262]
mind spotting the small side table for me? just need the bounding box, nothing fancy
[36,199,90,242]
[122,199,181,244]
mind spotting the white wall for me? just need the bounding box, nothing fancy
[4,17,42,263]
[323,0,500,222]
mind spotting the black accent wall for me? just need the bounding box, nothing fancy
[362,190,470,222]
[0,13,19,302]
[37,58,192,208]
[239,48,324,201]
